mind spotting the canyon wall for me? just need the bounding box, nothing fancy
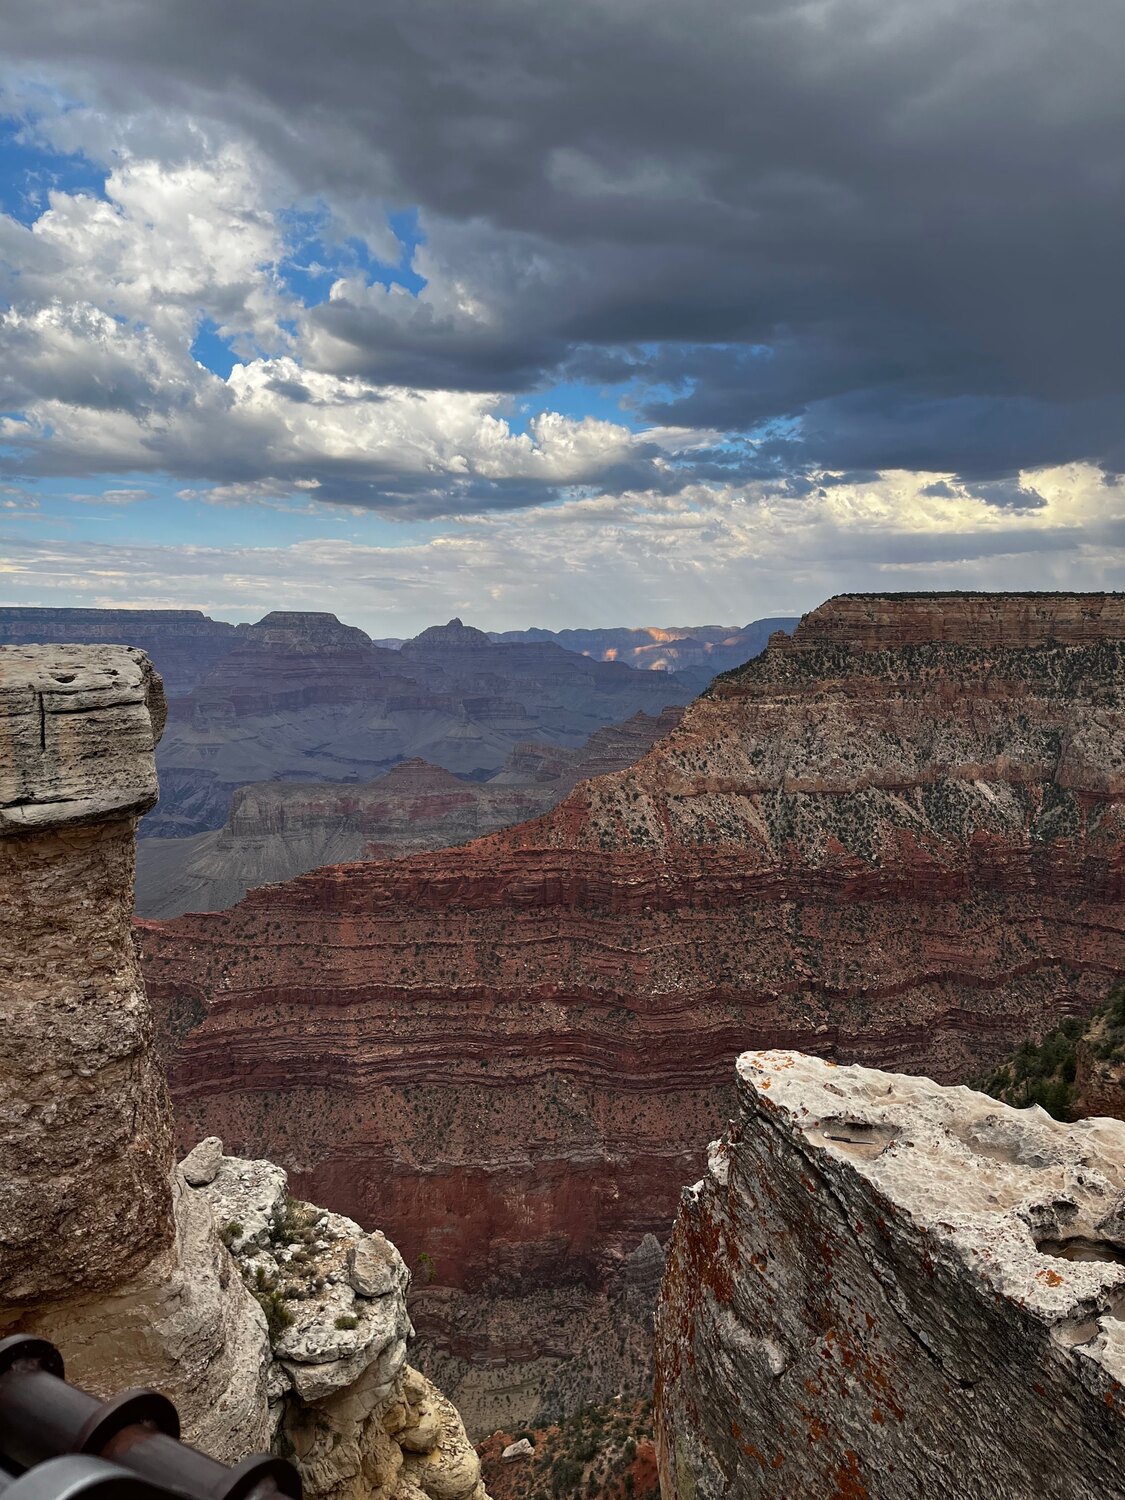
[785,590,1125,652]
[0,609,238,696]
[654,1050,1125,1498]
[140,592,1125,1431]
[137,708,682,918]
[0,643,487,1500]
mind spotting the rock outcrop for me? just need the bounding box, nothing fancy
[139,592,1125,1428]
[184,1145,486,1500]
[136,709,682,918]
[0,646,171,1296]
[655,1049,1125,1498]
[0,642,487,1499]
[0,643,265,1459]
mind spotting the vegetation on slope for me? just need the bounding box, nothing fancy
[982,985,1125,1120]
[477,1398,658,1500]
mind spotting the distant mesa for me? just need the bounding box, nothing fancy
[404,618,495,650]
[238,609,373,646]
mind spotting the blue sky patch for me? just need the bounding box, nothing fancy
[190,319,239,379]
[0,116,108,226]
[277,203,427,309]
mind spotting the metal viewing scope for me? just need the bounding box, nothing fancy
[0,1337,301,1500]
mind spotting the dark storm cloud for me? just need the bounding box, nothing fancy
[3,0,1124,480]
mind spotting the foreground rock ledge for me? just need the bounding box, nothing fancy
[655,1050,1125,1499]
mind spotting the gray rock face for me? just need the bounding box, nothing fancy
[655,1050,1125,1500]
[348,1234,406,1299]
[500,1439,534,1462]
[180,1136,223,1186]
[205,1156,289,1252]
[0,645,165,830]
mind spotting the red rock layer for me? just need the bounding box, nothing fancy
[1075,1045,1125,1122]
[139,592,1125,1402]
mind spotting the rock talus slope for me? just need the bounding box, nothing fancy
[0,643,487,1500]
[140,592,1125,1429]
[655,1050,1125,1498]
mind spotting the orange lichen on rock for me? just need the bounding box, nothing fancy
[655,1050,1125,1499]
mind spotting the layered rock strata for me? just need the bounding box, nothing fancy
[137,709,681,918]
[0,646,171,1298]
[655,1050,1125,1498]
[786,590,1125,651]
[150,613,693,836]
[0,643,486,1498]
[140,593,1125,1429]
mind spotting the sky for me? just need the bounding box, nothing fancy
[1,0,1123,635]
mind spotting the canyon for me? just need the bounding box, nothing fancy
[484,619,797,677]
[151,614,698,837]
[0,609,707,840]
[137,709,682,918]
[137,591,1125,1435]
[0,641,489,1500]
[655,1049,1125,1497]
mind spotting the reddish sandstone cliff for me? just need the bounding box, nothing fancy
[139,592,1125,1430]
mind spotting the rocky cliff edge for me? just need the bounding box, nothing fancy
[655,1049,1125,1498]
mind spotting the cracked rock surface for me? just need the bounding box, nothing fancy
[655,1049,1125,1499]
[191,1147,487,1500]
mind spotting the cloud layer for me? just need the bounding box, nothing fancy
[0,0,1123,611]
[4,465,1122,634]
